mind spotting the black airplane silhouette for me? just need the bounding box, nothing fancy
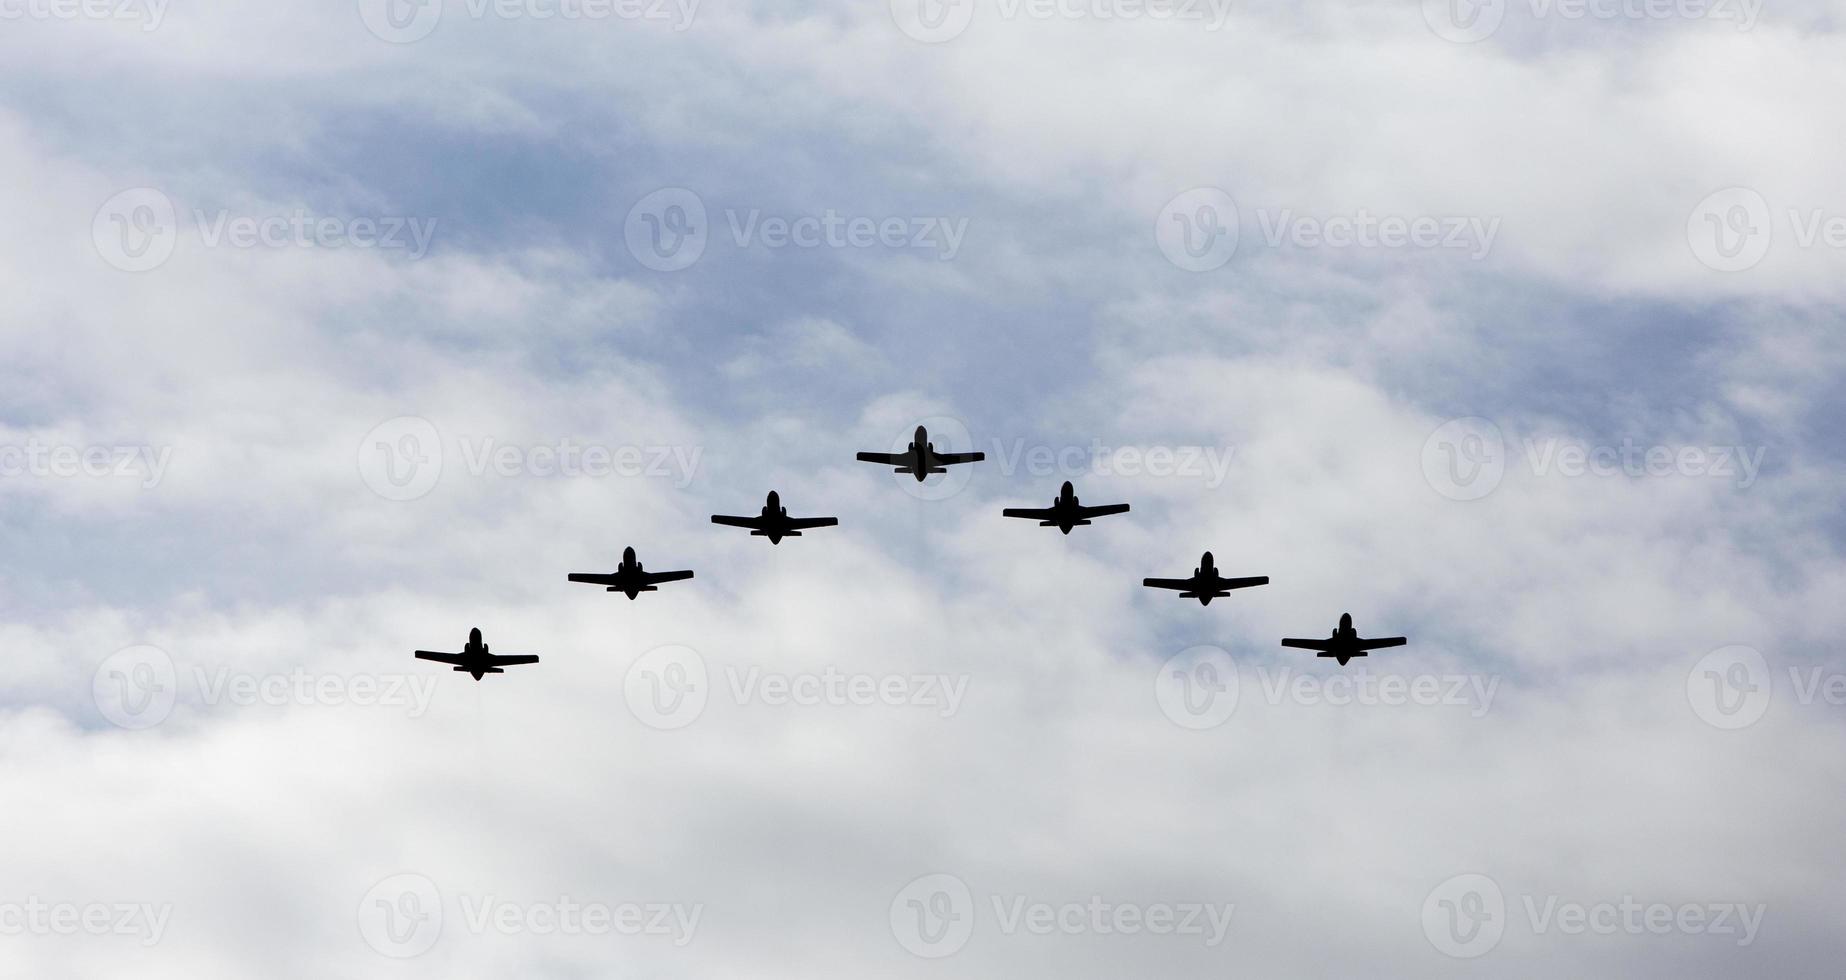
[1143,551,1269,605]
[414,627,539,681]
[567,546,694,600]
[1002,481,1130,534]
[856,425,984,482]
[711,490,838,545]
[1281,613,1407,666]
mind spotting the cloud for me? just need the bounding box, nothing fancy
[0,4,1841,978]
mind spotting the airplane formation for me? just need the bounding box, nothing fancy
[413,425,1407,679]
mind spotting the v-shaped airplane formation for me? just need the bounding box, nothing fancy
[412,424,1406,678]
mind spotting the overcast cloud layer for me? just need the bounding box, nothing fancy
[2,1,1844,977]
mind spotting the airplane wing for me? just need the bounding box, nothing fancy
[486,654,540,667]
[784,516,839,530]
[1280,638,1335,652]
[932,450,984,466]
[567,572,621,586]
[710,514,765,530]
[856,452,905,465]
[414,651,467,666]
[641,569,694,585]
[1076,503,1131,519]
[1356,637,1407,651]
[1216,576,1270,591]
[1002,507,1057,520]
[1142,577,1200,591]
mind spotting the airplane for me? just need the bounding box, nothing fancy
[1002,481,1130,534]
[1143,551,1269,606]
[414,627,539,681]
[567,546,694,600]
[856,425,984,482]
[1280,613,1407,666]
[711,490,839,545]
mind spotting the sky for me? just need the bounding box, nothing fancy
[2,0,1845,976]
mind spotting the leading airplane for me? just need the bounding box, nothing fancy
[567,546,694,600]
[1143,551,1269,606]
[1281,613,1407,666]
[711,490,839,545]
[856,425,984,482]
[414,627,538,681]
[1002,481,1130,534]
